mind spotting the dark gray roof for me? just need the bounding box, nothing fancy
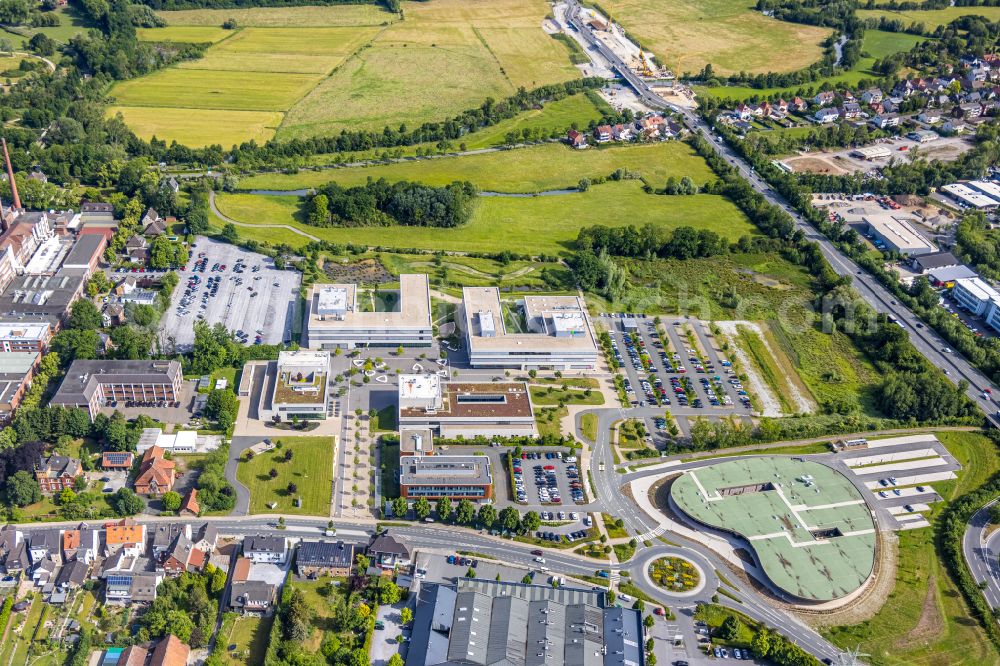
[62,235,105,268]
[51,360,181,406]
[368,532,409,557]
[195,523,217,546]
[230,581,276,608]
[56,559,89,587]
[296,540,353,569]
[152,523,187,551]
[409,579,627,666]
[245,534,285,554]
[29,530,60,553]
[37,455,81,479]
[913,251,959,270]
[0,267,87,327]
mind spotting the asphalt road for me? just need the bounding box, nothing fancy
[964,499,1000,609]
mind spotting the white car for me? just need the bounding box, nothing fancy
[534,556,545,563]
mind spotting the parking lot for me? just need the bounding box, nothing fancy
[597,314,753,442]
[510,449,587,507]
[158,236,301,351]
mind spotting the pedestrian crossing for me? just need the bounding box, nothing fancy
[637,525,666,541]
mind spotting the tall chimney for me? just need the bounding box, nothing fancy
[2,138,20,211]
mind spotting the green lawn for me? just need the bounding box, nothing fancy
[237,436,334,515]
[535,406,568,439]
[218,615,272,666]
[602,513,628,539]
[580,413,599,441]
[823,431,1000,666]
[215,182,755,255]
[240,141,718,192]
[380,436,401,500]
[861,30,929,60]
[372,405,397,432]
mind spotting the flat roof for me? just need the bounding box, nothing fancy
[307,274,431,331]
[23,237,72,274]
[942,183,1000,208]
[399,381,534,420]
[853,145,892,158]
[399,374,440,404]
[671,458,876,602]
[0,351,39,376]
[955,276,1000,302]
[51,359,181,405]
[864,214,936,253]
[929,265,977,282]
[400,455,492,487]
[462,288,598,353]
[968,180,1000,200]
[62,234,105,267]
[0,322,49,341]
[400,428,434,454]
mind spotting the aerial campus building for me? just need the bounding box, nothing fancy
[259,350,332,422]
[460,288,599,370]
[398,374,536,438]
[305,274,433,349]
[49,360,184,420]
[399,455,494,500]
[408,579,644,666]
[670,458,876,602]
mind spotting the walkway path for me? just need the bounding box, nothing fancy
[208,190,322,242]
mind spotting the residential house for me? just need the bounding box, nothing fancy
[105,519,146,557]
[734,103,752,120]
[35,455,82,494]
[813,91,836,106]
[919,110,942,124]
[296,540,354,578]
[776,99,789,114]
[117,646,149,666]
[32,556,56,587]
[149,634,190,666]
[4,541,28,574]
[872,113,900,129]
[959,102,983,118]
[125,234,148,262]
[244,535,287,564]
[104,303,126,327]
[861,88,884,105]
[943,119,968,134]
[791,96,808,111]
[130,573,160,605]
[754,101,771,118]
[814,107,840,123]
[55,559,88,591]
[566,129,587,149]
[62,525,99,565]
[101,451,134,471]
[230,580,277,616]
[28,531,60,566]
[151,524,191,559]
[610,124,633,141]
[161,535,204,576]
[841,102,863,119]
[134,445,176,497]
[367,531,410,571]
[179,489,200,517]
[593,125,612,143]
[141,209,167,237]
[192,524,218,553]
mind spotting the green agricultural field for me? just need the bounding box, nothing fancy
[157,4,396,27]
[824,431,1000,666]
[136,25,234,43]
[237,436,334,515]
[858,6,1000,29]
[3,5,94,46]
[111,68,323,111]
[215,181,755,255]
[861,29,928,60]
[178,26,380,74]
[600,0,830,76]
[241,141,717,192]
[116,0,581,145]
[108,106,284,147]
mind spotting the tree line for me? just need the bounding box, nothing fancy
[307,178,477,228]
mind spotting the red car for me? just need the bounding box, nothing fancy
[654,607,665,616]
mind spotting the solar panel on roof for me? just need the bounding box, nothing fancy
[103,452,130,464]
[106,575,132,587]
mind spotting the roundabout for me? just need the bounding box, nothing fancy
[647,555,704,597]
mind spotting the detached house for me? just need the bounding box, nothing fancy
[230,580,277,616]
[566,129,587,149]
[161,535,206,575]
[125,234,148,262]
[815,108,840,123]
[244,535,288,564]
[180,489,200,517]
[792,96,808,111]
[367,531,410,572]
[593,125,612,143]
[872,113,900,129]
[919,110,942,124]
[735,103,752,120]
[841,102,863,119]
[141,208,167,237]
[135,445,176,497]
[813,91,836,106]
[861,88,884,105]
[35,456,82,495]
[296,540,355,578]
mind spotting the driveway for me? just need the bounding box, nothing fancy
[371,599,409,666]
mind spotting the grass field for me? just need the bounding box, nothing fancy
[136,25,234,43]
[858,6,1000,29]
[376,252,573,290]
[158,4,396,27]
[600,0,830,76]
[216,182,755,255]
[241,141,717,192]
[697,30,927,102]
[0,5,94,47]
[237,436,334,515]
[824,431,1000,666]
[117,0,581,146]
[580,413,599,441]
[736,324,799,415]
[108,107,284,147]
[529,385,604,406]
[218,615,271,666]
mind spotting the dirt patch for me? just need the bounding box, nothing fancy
[894,571,944,648]
[716,321,782,417]
[785,155,850,175]
[321,257,393,284]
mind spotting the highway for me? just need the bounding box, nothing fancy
[565,0,1000,428]
[964,499,1000,609]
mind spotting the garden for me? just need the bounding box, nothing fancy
[649,556,700,593]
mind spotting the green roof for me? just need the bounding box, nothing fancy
[671,457,876,602]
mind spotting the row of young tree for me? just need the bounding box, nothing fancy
[306,178,477,228]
